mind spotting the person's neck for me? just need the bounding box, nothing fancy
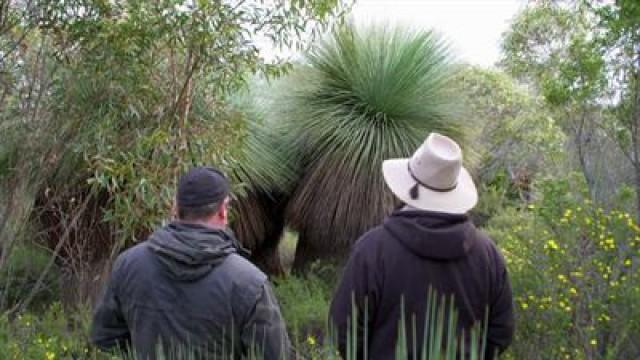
[177,219,226,230]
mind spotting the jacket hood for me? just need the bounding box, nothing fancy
[383,209,476,260]
[148,222,246,281]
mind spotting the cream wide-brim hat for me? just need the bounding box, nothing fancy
[382,133,478,214]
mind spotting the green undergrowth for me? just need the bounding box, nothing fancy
[273,270,334,354]
[1,276,486,360]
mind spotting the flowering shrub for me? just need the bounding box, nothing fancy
[487,179,640,359]
[0,303,116,360]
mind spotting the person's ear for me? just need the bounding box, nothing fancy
[218,201,228,223]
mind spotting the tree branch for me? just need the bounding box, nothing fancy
[13,194,91,314]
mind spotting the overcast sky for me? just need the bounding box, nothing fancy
[352,0,525,67]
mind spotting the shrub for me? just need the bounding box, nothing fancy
[273,270,334,352]
[2,292,487,360]
[0,303,114,360]
[487,177,640,359]
[0,242,61,311]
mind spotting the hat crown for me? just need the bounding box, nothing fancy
[409,133,462,191]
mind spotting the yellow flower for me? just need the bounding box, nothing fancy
[546,239,560,251]
[569,288,577,296]
[599,314,611,322]
[307,335,317,346]
[520,302,529,310]
[557,274,568,283]
[46,351,55,360]
[604,238,615,249]
[625,259,632,267]
[590,339,597,346]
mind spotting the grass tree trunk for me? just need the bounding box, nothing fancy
[232,191,287,276]
[291,231,345,274]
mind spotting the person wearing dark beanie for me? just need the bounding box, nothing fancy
[176,167,229,213]
[91,166,292,359]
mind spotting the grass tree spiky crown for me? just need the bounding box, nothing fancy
[268,22,464,259]
[225,84,297,260]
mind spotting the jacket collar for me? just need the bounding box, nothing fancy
[383,209,476,260]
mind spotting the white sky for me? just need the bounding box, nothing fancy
[258,0,525,67]
[352,0,526,67]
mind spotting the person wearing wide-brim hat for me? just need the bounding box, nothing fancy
[329,133,515,359]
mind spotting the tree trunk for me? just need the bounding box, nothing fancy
[573,106,597,199]
[291,231,314,274]
[292,230,348,274]
[632,53,640,223]
[232,191,287,276]
[252,245,285,277]
[0,186,15,269]
[635,164,640,224]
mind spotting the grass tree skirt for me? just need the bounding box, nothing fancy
[291,230,332,273]
[287,156,402,273]
[231,190,288,275]
[271,22,464,272]
[224,99,299,274]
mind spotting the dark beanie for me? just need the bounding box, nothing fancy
[177,166,230,208]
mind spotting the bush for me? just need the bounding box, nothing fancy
[0,303,115,360]
[2,290,488,360]
[486,177,640,359]
[273,269,334,353]
[0,242,61,311]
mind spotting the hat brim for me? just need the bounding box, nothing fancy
[382,158,478,214]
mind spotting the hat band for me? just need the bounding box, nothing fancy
[407,163,457,200]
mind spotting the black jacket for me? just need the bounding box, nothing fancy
[329,210,514,359]
[91,222,291,360]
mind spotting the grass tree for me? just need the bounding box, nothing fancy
[266,23,464,271]
[227,88,298,275]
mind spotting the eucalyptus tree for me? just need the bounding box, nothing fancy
[0,0,351,307]
[590,0,640,219]
[501,2,607,199]
[0,0,64,306]
[265,23,463,271]
[453,66,565,225]
[502,0,640,219]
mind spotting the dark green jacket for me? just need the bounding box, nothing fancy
[91,222,291,360]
